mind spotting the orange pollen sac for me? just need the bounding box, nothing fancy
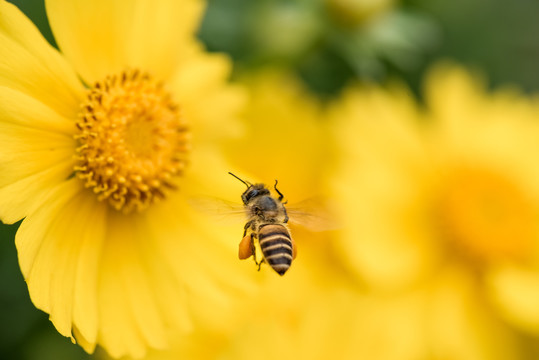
[74,69,189,213]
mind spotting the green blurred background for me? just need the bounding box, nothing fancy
[3,0,539,359]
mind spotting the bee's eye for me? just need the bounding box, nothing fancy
[246,189,259,201]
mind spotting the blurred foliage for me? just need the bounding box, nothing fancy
[10,0,539,94]
[199,0,539,95]
[199,0,439,96]
[405,0,539,93]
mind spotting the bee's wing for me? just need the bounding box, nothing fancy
[188,196,246,224]
[285,198,340,232]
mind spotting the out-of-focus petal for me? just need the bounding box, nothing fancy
[0,0,84,118]
[168,49,245,144]
[429,266,521,360]
[226,70,331,199]
[46,0,205,84]
[330,84,438,289]
[486,266,539,334]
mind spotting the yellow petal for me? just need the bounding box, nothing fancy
[146,195,239,306]
[486,265,539,334]
[72,325,96,354]
[169,51,233,105]
[71,193,108,350]
[227,70,330,199]
[429,267,521,360]
[17,180,131,354]
[0,121,73,184]
[0,87,75,222]
[16,179,87,337]
[345,292,429,360]
[424,64,486,137]
[131,208,194,335]
[332,85,437,289]
[0,85,74,134]
[0,160,73,224]
[98,249,147,359]
[46,0,205,84]
[0,1,84,118]
[98,211,177,358]
[168,49,245,154]
[185,83,245,143]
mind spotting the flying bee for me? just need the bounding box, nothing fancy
[229,172,297,276]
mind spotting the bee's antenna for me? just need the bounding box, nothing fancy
[228,172,251,187]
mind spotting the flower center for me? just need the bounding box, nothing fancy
[437,167,536,262]
[74,69,189,213]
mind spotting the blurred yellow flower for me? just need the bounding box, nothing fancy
[140,279,400,360]
[331,64,539,357]
[226,69,333,198]
[0,0,248,358]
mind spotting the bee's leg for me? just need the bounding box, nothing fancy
[274,179,289,223]
[250,232,258,265]
[274,179,285,202]
[243,220,253,237]
[283,206,289,224]
[239,221,256,260]
[256,258,266,271]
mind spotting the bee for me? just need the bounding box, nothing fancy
[229,172,297,276]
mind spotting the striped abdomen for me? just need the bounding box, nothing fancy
[258,224,293,276]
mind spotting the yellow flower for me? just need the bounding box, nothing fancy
[0,0,249,358]
[331,64,539,357]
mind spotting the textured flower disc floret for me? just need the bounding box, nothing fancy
[74,69,190,213]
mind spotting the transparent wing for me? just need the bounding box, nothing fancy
[285,197,340,232]
[188,196,247,224]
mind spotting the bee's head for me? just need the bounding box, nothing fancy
[241,184,270,205]
[229,172,270,205]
